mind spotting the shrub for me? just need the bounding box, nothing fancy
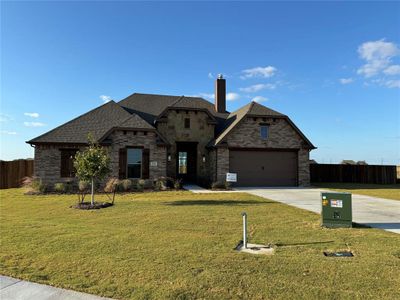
[21,176,33,188]
[121,179,132,192]
[211,181,228,190]
[174,178,182,190]
[27,178,47,193]
[143,179,154,189]
[155,177,167,191]
[104,178,120,204]
[224,181,231,190]
[54,183,66,193]
[78,180,90,192]
[104,178,120,193]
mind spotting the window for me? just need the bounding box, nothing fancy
[127,148,142,178]
[184,118,190,129]
[60,149,77,177]
[178,152,187,174]
[260,125,269,140]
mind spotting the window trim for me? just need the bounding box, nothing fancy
[126,147,143,179]
[184,118,190,129]
[260,124,269,140]
[60,148,78,178]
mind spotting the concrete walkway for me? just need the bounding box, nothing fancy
[235,187,400,234]
[183,184,240,193]
[0,275,111,300]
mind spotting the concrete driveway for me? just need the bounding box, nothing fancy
[235,187,400,234]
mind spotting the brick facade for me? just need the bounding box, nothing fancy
[222,117,311,186]
[33,108,312,187]
[34,129,167,186]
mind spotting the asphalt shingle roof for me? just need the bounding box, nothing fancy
[27,101,150,144]
[28,93,314,149]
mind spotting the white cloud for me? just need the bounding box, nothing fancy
[252,96,268,103]
[384,65,400,75]
[357,39,399,77]
[339,78,354,84]
[241,66,276,79]
[226,92,240,101]
[239,83,276,93]
[0,113,13,122]
[384,79,400,88]
[208,72,214,79]
[24,121,45,127]
[100,95,112,103]
[1,130,17,135]
[24,112,39,118]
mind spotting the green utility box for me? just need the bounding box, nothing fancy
[321,192,352,228]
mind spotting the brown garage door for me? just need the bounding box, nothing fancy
[229,150,298,186]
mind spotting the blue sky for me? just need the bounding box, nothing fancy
[1,1,399,165]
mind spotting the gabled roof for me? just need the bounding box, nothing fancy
[118,93,228,125]
[213,102,285,145]
[27,101,153,144]
[212,101,315,149]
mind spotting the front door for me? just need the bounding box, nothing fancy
[176,142,197,182]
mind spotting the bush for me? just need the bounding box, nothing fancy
[143,179,154,189]
[54,183,66,193]
[78,180,90,192]
[121,179,132,192]
[104,178,120,193]
[174,178,182,190]
[21,176,33,188]
[211,181,230,190]
[155,177,167,191]
[31,179,47,193]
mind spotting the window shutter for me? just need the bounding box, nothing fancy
[142,149,150,179]
[119,148,127,179]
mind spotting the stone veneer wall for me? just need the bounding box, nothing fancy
[215,147,229,182]
[223,117,311,186]
[156,109,215,183]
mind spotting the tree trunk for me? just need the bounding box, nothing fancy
[91,178,94,205]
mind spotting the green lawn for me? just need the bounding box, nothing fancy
[312,183,400,201]
[1,189,399,299]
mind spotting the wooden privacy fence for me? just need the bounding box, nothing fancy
[310,164,397,184]
[0,160,34,189]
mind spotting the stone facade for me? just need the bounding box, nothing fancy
[222,117,311,186]
[156,109,215,183]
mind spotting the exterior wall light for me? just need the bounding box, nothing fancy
[202,155,206,163]
[167,154,171,162]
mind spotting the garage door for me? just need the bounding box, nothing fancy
[229,150,298,186]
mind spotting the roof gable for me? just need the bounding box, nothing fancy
[27,101,151,144]
[213,101,315,149]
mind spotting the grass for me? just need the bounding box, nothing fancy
[1,188,399,299]
[312,183,400,201]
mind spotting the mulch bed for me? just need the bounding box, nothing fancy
[71,202,113,210]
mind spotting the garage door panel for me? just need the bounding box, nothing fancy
[229,150,298,186]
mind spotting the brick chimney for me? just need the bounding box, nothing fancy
[215,74,226,113]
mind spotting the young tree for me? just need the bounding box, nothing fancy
[74,134,111,205]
